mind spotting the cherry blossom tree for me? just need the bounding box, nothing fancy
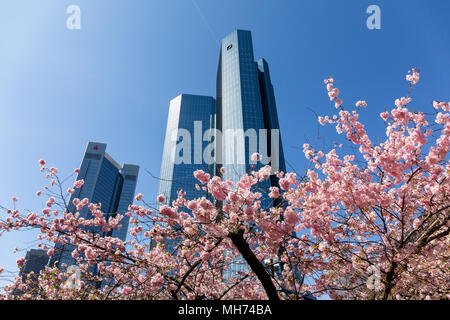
[1,68,448,300]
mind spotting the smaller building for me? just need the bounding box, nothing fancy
[19,249,49,278]
[49,142,139,269]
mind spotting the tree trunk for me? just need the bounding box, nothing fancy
[228,228,280,300]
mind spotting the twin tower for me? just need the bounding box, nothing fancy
[158,30,286,204]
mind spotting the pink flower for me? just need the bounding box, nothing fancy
[36,191,42,197]
[17,257,25,268]
[269,186,280,198]
[395,97,412,108]
[194,170,210,184]
[73,179,84,189]
[11,197,18,202]
[74,168,80,174]
[39,159,46,166]
[328,88,340,101]
[122,287,132,295]
[201,251,211,261]
[159,205,178,219]
[220,167,226,174]
[406,68,420,85]
[318,116,326,126]
[355,100,367,108]
[284,207,299,226]
[67,188,75,195]
[251,152,262,162]
[335,98,343,108]
[47,248,55,256]
[135,193,144,201]
[413,218,421,229]
[85,247,97,260]
[0,268,4,274]
[380,111,390,121]
[157,194,165,203]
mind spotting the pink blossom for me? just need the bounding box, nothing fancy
[251,152,262,162]
[380,111,390,121]
[16,258,25,268]
[269,186,280,198]
[73,179,84,189]
[135,193,144,201]
[122,287,132,295]
[355,100,367,108]
[39,159,46,166]
[406,68,420,85]
[194,170,211,184]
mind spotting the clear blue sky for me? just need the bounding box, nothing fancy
[1,0,449,288]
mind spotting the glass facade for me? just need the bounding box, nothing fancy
[216,30,287,279]
[156,30,287,280]
[217,30,267,183]
[158,94,216,205]
[50,142,139,268]
[19,249,49,277]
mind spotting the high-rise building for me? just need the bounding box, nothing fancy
[157,94,216,206]
[12,249,49,296]
[158,30,285,206]
[156,30,286,278]
[216,29,285,190]
[216,30,286,277]
[19,249,49,278]
[50,142,139,268]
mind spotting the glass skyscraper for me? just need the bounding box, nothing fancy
[216,29,286,188]
[156,30,286,278]
[216,30,286,277]
[158,30,285,207]
[158,94,216,205]
[19,249,49,278]
[50,142,139,268]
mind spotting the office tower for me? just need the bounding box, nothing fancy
[12,249,49,296]
[50,142,139,268]
[19,249,49,278]
[156,30,286,278]
[216,30,286,190]
[216,30,286,277]
[157,30,285,209]
[157,94,216,206]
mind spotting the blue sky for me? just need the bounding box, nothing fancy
[1,0,449,287]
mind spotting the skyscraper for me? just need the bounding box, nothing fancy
[216,30,286,190]
[156,30,286,278]
[19,249,49,278]
[13,249,49,296]
[50,142,139,268]
[158,94,216,206]
[216,30,286,277]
